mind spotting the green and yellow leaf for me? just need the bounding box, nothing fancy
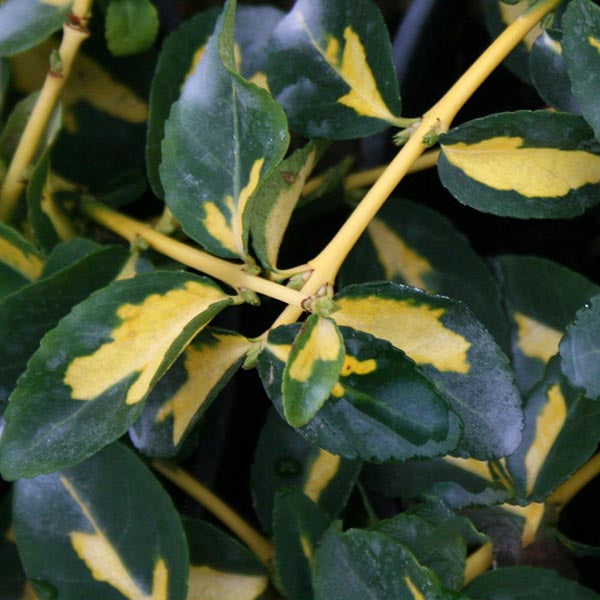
[266,0,404,139]
[283,315,345,427]
[0,271,232,480]
[331,282,522,458]
[0,221,44,289]
[130,328,250,457]
[438,111,600,218]
[160,0,289,259]
[251,408,361,534]
[13,443,188,600]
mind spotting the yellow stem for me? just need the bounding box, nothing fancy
[81,198,307,307]
[270,0,561,329]
[0,1,93,222]
[153,461,274,567]
[548,452,600,511]
[463,542,493,587]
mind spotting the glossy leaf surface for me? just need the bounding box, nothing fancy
[251,408,361,534]
[0,271,232,479]
[438,111,600,218]
[493,255,599,394]
[130,328,250,457]
[160,0,289,259]
[13,443,188,600]
[258,325,463,462]
[266,0,404,139]
[332,282,522,458]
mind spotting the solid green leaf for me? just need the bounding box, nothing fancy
[313,527,464,600]
[130,327,250,457]
[563,0,600,142]
[506,357,600,502]
[464,566,600,599]
[560,294,600,398]
[340,198,510,352]
[40,237,102,277]
[363,455,512,509]
[0,0,71,56]
[258,325,463,462]
[283,315,345,427]
[13,442,188,600]
[160,0,289,260]
[372,513,466,590]
[273,490,330,600]
[493,255,599,394]
[266,0,406,139]
[529,30,581,114]
[0,539,30,599]
[146,8,220,199]
[0,271,232,480]
[105,0,159,56]
[0,245,128,408]
[251,408,361,534]
[332,282,523,458]
[184,518,268,600]
[438,111,600,218]
[250,140,327,271]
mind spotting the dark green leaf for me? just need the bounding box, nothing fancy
[258,325,463,462]
[273,490,330,600]
[563,0,600,142]
[529,30,581,114]
[0,0,71,56]
[39,237,102,277]
[13,443,188,600]
[0,245,128,408]
[464,566,600,599]
[341,198,510,352]
[560,293,600,398]
[332,282,522,458]
[506,356,600,502]
[493,255,599,394]
[130,327,250,457]
[160,0,289,259]
[0,271,232,479]
[438,111,600,218]
[105,0,159,56]
[283,315,345,427]
[313,527,464,600]
[266,0,405,139]
[184,518,268,600]
[146,8,220,199]
[251,408,361,534]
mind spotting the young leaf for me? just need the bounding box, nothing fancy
[160,0,289,260]
[332,282,523,459]
[146,8,220,199]
[273,490,330,600]
[258,325,463,462]
[266,0,406,139]
[563,0,600,142]
[251,140,326,272]
[13,443,189,600]
[340,198,510,352]
[493,255,599,394]
[0,245,128,408]
[560,294,600,399]
[0,271,232,480]
[283,315,345,428]
[130,328,250,457]
[506,357,600,502]
[464,566,600,599]
[438,111,600,218]
[184,518,268,600]
[251,408,361,534]
[313,527,465,600]
[105,0,159,57]
[0,0,71,57]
